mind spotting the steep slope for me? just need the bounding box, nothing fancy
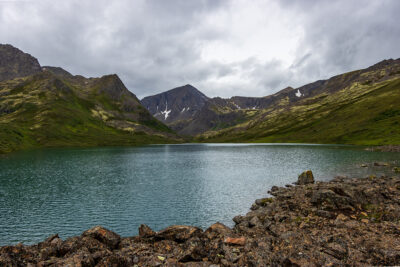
[0,46,179,153]
[0,44,42,82]
[198,59,400,145]
[141,84,209,125]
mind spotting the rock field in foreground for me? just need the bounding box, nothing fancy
[1,171,400,266]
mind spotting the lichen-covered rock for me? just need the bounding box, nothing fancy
[297,170,315,185]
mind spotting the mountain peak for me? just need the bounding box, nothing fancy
[97,74,139,101]
[0,44,42,82]
[163,84,207,98]
[141,84,209,123]
[42,66,73,78]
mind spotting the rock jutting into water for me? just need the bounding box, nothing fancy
[1,173,400,266]
[296,170,315,185]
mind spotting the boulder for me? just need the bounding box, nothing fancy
[297,170,315,185]
[82,226,121,249]
[248,216,262,228]
[204,223,232,240]
[156,225,202,243]
[311,189,354,211]
[139,224,156,238]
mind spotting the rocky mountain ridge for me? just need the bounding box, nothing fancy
[142,58,400,143]
[0,44,180,153]
[0,44,42,82]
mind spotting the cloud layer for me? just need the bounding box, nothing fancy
[1,0,399,98]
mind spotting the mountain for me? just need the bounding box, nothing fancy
[0,44,180,153]
[141,84,209,126]
[141,58,400,145]
[0,44,42,82]
[197,59,400,145]
[141,84,209,127]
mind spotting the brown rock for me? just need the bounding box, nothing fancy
[139,224,156,238]
[336,214,348,221]
[248,216,262,227]
[82,226,121,249]
[58,249,95,267]
[204,222,232,240]
[297,170,315,185]
[156,225,202,242]
[233,215,245,224]
[224,237,246,246]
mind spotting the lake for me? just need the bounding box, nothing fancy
[0,143,399,245]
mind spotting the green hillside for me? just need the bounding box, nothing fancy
[197,64,400,145]
[0,67,180,154]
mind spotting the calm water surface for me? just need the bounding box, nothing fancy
[0,144,399,245]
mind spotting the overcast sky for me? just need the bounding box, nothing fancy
[1,0,399,98]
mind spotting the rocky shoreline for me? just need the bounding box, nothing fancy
[366,145,400,152]
[1,171,400,266]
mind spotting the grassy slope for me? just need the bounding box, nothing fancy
[0,74,178,154]
[198,77,400,145]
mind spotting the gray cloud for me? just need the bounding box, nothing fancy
[0,0,399,98]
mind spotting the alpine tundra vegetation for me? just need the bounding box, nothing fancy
[0,44,180,154]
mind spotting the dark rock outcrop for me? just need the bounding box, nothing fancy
[1,174,400,266]
[0,44,42,82]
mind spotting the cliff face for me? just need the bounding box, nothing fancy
[1,168,400,266]
[0,44,42,82]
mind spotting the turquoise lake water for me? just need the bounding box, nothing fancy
[0,143,399,245]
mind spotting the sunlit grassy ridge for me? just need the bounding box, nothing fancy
[0,71,179,153]
[197,68,400,145]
